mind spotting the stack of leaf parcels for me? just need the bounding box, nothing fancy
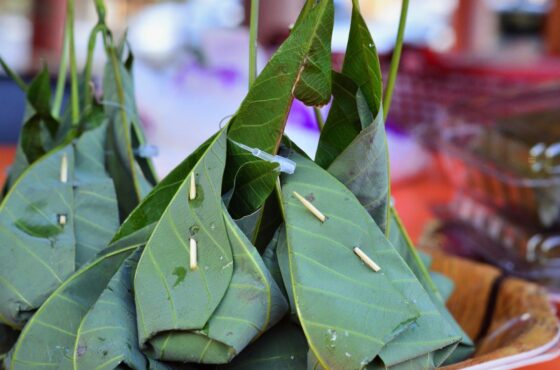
[0,0,156,360]
[2,0,474,369]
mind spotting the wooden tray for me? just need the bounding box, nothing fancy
[428,251,560,369]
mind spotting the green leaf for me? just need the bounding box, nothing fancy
[327,103,389,232]
[278,152,419,369]
[133,130,235,361]
[316,4,389,232]
[103,50,157,218]
[26,66,53,118]
[252,191,283,253]
[73,249,146,370]
[228,0,333,148]
[275,228,297,320]
[5,245,137,369]
[430,272,454,303]
[316,2,382,168]
[227,144,279,218]
[234,208,262,241]
[73,124,120,267]
[226,0,333,176]
[261,229,287,297]
[341,4,383,118]
[0,125,119,328]
[315,72,365,168]
[146,205,288,363]
[0,57,27,92]
[221,320,308,370]
[113,132,220,243]
[366,352,437,370]
[387,210,474,365]
[5,67,61,188]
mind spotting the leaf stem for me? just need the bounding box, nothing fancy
[313,107,324,131]
[248,0,260,87]
[0,57,27,92]
[67,0,80,125]
[52,23,69,119]
[108,45,143,200]
[83,24,107,108]
[382,0,409,121]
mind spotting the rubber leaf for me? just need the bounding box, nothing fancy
[261,229,286,296]
[73,249,146,370]
[0,124,119,328]
[5,66,60,189]
[221,321,308,370]
[228,0,333,150]
[278,152,419,369]
[430,272,454,303]
[146,205,288,363]
[387,210,474,365]
[226,0,333,191]
[317,5,389,231]
[326,97,389,232]
[134,130,234,360]
[5,245,137,369]
[226,144,279,219]
[103,51,157,218]
[234,208,262,241]
[341,4,383,117]
[315,72,365,168]
[366,352,437,370]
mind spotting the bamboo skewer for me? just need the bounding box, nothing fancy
[190,238,198,270]
[60,153,68,183]
[353,247,381,272]
[189,175,197,201]
[293,191,326,222]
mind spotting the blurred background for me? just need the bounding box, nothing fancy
[2,0,560,294]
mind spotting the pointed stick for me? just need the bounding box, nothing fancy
[190,238,198,270]
[293,191,326,222]
[60,153,68,183]
[353,247,381,272]
[189,175,197,200]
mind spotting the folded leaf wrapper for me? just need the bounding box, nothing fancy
[5,245,137,369]
[134,130,287,363]
[0,124,119,328]
[1,0,475,367]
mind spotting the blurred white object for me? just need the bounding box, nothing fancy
[128,0,244,65]
[0,14,31,73]
[387,130,431,183]
[134,28,265,177]
[332,0,459,53]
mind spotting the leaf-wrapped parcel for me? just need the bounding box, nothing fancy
[0,25,156,329]
[3,0,476,368]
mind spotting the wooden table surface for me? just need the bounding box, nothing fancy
[0,145,558,369]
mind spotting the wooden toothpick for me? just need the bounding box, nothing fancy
[60,153,68,183]
[293,191,326,222]
[190,238,198,270]
[189,175,196,200]
[353,247,381,272]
